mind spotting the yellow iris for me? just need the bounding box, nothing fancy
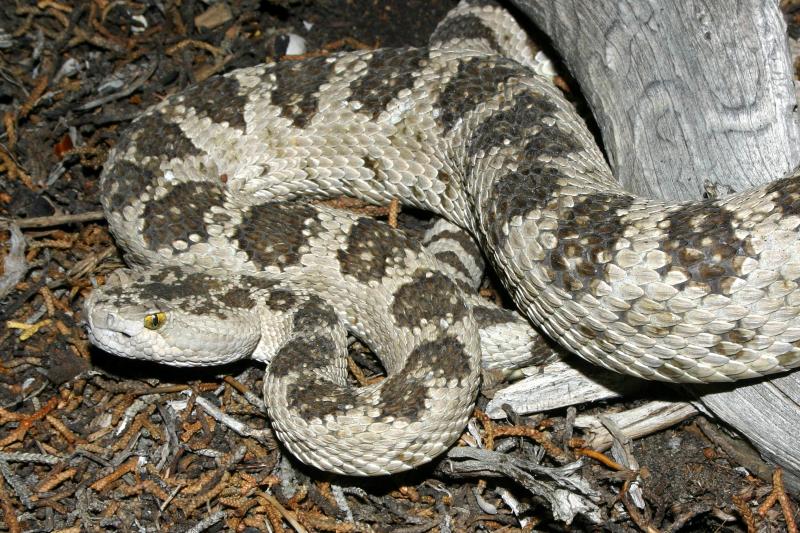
[144,312,167,330]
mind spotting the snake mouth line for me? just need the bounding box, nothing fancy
[89,329,132,352]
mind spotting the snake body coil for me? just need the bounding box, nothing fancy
[85,1,800,475]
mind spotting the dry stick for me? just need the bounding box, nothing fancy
[573,447,627,472]
[259,492,308,533]
[1,211,104,229]
[184,510,227,533]
[77,60,157,111]
[621,486,660,533]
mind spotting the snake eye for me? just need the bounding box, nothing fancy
[144,312,167,330]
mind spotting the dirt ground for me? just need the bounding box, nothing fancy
[1,0,799,531]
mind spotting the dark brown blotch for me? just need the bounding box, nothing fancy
[484,163,562,247]
[138,272,221,302]
[182,75,247,130]
[764,172,800,215]
[348,48,428,119]
[426,228,482,265]
[141,182,225,253]
[270,332,338,380]
[338,217,423,283]
[430,13,501,52]
[471,305,516,328]
[436,56,520,133]
[269,319,355,420]
[661,202,744,294]
[378,335,470,420]
[524,125,583,159]
[272,333,357,420]
[284,379,359,420]
[466,92,561,160]
[552,193,635,286]
[431,250,472,279]
[265,289,298,312]
[266,56,336,128]
[119,112,202,162]
[486,172,635,298]
[102,161,155,212]
[241,275,281,291]
[291,295,339,332]
[391,270,467,329]
[235,202,322,271]
[218,287,256,310]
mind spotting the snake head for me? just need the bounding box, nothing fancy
[84,267,263,366]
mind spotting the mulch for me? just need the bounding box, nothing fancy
[1,1,798,531]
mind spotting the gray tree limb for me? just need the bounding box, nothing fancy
[514,0,800,201]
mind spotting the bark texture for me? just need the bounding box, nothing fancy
[514,0,800,201]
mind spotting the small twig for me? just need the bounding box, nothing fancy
[17,59,52,120]
[0,451,60,465]
[192,394,272,444]
[222,376,265,410]
[166,39,223,57]
[574,447,627,472]
[180,471,230,513]
[259,491,308,533]
[775,477,798,533]
[0,397,58,448]
[35,468,77,493]
[78,60,157,111]
[0,458,31,509]
[621,487,660,533]
[0,144,32,186]
[183,510,227,533]
[6,319,52,341]
[473,408,494,450]
[1,211,104,229]
[346,356,371,386]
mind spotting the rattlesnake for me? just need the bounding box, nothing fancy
[84,0,800,475]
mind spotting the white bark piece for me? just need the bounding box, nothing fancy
[573,401,700,451]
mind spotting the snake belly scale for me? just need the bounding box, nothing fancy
[85,0,800,475]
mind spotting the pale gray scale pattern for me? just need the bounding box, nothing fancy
[87,0,800,475]
[86,197,546,475]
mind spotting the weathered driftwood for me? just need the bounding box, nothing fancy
[486,359,641,418]
[512,0,800,492]
[573,401,699,452]
[486,360,700,451]
[513,0,800,201]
